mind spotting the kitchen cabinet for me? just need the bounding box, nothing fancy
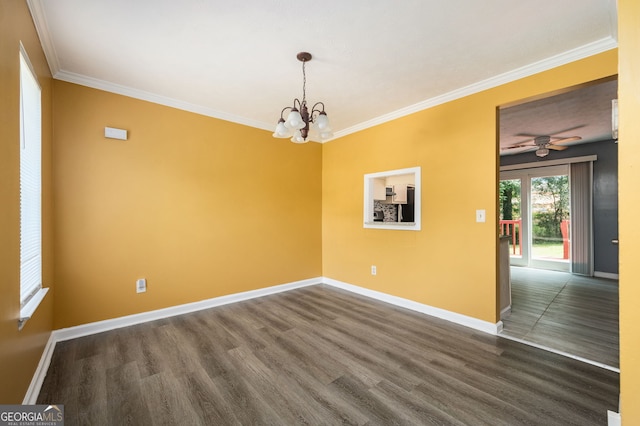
[373,178,386,200]
[391,184,407,204]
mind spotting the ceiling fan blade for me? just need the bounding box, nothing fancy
[550,136,582,146]
[502,144,537,151]
[504,140,536,148]
[547,145,568,151]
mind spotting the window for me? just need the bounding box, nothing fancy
[500,158,596,274]
[19,44,47,329]
[364,167,421,230]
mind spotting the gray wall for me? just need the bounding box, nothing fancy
[500,140,618,275]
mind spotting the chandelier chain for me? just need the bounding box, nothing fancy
[302,60,307,105]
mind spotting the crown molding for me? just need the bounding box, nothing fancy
[331,37,618,141]
[26,0,60,75]
[53,70,275,132]
[27,0,616,142]
[27,1,273,130]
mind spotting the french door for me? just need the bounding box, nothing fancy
[500,165,571,272]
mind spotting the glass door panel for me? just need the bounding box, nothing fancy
[530,173,570,271]
[499,178,524,264]
[501,165,570,272]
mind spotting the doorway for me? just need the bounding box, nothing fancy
[497,77,619,368]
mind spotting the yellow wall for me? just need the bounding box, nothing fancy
[618,0,640,422]
[322,50,617,324]
[0,0,54,403]
[52,82,322,328]
[2,0,633,412]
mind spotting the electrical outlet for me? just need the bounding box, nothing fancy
[136,278,147,293]
[371,265,377,275]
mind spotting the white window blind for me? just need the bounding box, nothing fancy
[19,46,42,308]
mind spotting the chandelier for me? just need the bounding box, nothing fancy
[272,52,333,143]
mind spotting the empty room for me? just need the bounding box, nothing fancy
[2,0,640,424]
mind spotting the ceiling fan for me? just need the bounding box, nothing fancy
[503,134,582,157]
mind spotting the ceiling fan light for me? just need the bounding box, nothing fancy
[273,119,292,138]
[285,108,305,130]
[536,148,549,157]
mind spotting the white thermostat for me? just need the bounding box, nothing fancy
[105,127,128,140]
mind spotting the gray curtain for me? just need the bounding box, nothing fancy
[570,161,593,275]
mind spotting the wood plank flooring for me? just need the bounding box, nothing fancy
[37,285,619,425]
[501,267,619,368]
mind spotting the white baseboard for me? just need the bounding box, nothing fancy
[22,332,56,404]
[322,277,503,335]
[594,271,619,280]
[26,274,620,420]
[608,410,621,426]
[25,275,524,404]
[54,277,322,342]
[25,276,322,403]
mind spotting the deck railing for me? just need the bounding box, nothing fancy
[500,219,571,259]
[560,219,570,259]
[499,219,522,255]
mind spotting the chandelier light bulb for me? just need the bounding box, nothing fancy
[315,112,330,131]
[285,108,305,130]
[309,120,319,136]
[272,119,291,138]
[291,129,307,143]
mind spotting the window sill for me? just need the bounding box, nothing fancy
[19,288,49,331]
[364,222,420,231]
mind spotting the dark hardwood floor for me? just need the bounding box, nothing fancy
[38,285,619,425]
[501,267,619,369]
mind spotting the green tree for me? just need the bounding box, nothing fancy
[499,180,520,220]
[531,176,569,241]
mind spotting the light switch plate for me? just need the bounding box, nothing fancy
[476,209,486,223]
[136,278,147,293]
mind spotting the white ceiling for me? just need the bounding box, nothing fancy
[27,0,618,142]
